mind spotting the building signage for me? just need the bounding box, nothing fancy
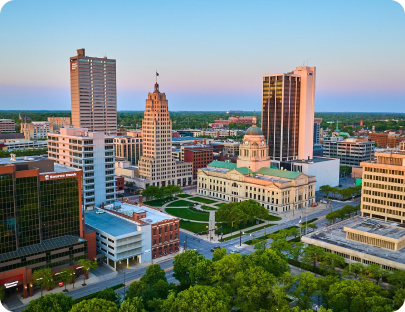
[71,61,77,71]
[40,172,79,181]
[0,274,23,289]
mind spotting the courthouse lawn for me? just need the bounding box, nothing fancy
[180,220,208,233]
[201,205,217,211]
[176,194,193,198]
[189,196,218,204]
[166,200,195,207]
[165,208,210,222]
[143,198,174,207]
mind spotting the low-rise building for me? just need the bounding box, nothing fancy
[0,119,16,133]
[193,129,241,139]
[114,134,142,165]
[182,145,214,179]
[0,133,26,143]
[209,141,240,156]
[0,140,48,151]
[21,121,54,140]
[85,202,180,270]
[323,137,375,166]
[115,176,125,195]
[368,132,405,148]
[47,117,71,131]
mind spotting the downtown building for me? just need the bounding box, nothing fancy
[262,66,316,164]
[0,156,93,298]
[302,145,405,271]
[0,119,16,133]
[114,131,143,165]
[48,127,116,208]
[21,121,54,140]
[70,49,117,135]
[136,82,192,188]
[323,137,375,166]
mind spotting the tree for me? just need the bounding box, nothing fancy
[189,258,214,286]
[57,268,74,292]
[320,253,345,275]
[365,263,388,285]
[387,269,405,290]
[393,288,405,310]
[291,272,320,310]
[318,275,340,310]
[97,287,121,306]
[24,293,74,312]
[212,247,227,261]
[289,242,304,261]
[270,238,291,254]
[302,245,325,270]
[233,266,277,312]
[161,285,232,312]
[70,298,119,312]
[140,264,167,286]
[141,186,160,201]
[253,240,267,250]
[242,248,289,278]
[342,263,365,280]
[319,185,333,199]
[119,297,146,312]
[77,259,98,286]
[173,250,205,288]
[32,268,54,297]
[331,187,339,199]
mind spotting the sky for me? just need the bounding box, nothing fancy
[0,0,404,112]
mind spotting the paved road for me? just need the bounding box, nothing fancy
[12,195,351,312]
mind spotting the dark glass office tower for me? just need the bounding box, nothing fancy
[262,66,316,163]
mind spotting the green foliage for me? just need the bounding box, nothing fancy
[73,284,124,304]
[393,288,405,310]
[212,247,227,262]
[97,287,121,306]
[291,272,320,310]
[141,185,182,201]
[77,259,98,285]
[166,200,195,208]
[24,293,74,312]
[32,268,54,298]
[387,269,405,290]
[215,199,268,229]
[319,185,333,198]
[173,250,206,288]
[0,287,4,302]
[342,262,366,280]
[160,285,232,312]
[57,268,74,292]
[302,245,325,270]
[119,297,146,312]
[165,208,209,221]
[70,298,119,312]
[242,248,289,278]
[189,196,217,204]
[0,148,48,159]
[179,220,208,233]
[326,204,359,224]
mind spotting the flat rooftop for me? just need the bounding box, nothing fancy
[119,203,176,224]
[85,210,139,237]
[303,216,405,265]
[347,218,405,240]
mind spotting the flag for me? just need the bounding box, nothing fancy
[19,114,21,120]
[299,216,302,224]
[156,71,159,77]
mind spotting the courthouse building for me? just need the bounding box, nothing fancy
[197,124,316,213]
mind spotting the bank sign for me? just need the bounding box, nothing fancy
[40,172,80,181]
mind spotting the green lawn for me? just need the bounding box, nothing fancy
[176,194,192,198]
[189,196,218,204]
[215,203,225,208]
[215,220,264,235]
[143,198,175,207]
[180,220,209,233]
[201,205,217,211]
[166,200,195,207]
[165,208,210,221]
[264,214,282,221]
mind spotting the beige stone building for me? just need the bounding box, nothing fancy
[48,117,71,131]
[114,131,142,165]
[136,82,192,188]
[70,49,117,135]
[21,121,54,140]
[361,149,405,224]
[197,126,316,213]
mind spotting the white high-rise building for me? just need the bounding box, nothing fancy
[48,127,116,207]
[137,82,192,188]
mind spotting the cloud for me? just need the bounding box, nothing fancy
[0,0,12,14]
[393,0,405,12]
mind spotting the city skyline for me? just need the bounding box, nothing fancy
[0,0,404,112]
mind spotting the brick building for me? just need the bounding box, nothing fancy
[183,145,214,179]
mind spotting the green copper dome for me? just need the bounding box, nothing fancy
[245,126,263,136]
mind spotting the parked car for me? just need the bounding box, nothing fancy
[211,246,220,252]
[311,203,319,207]
[320,199,328,204]
[96,210,105,214]
[230,250,240,254]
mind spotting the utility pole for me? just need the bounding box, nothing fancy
[239,231,242,247]
[123,272,126,298]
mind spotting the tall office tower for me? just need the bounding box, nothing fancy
[137,82,192,188]
[70,49,117,135]
[48,127,116,207]
[313,118,322,145]
[262,66,316,163]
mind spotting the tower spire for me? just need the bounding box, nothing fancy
[155,71,160,92]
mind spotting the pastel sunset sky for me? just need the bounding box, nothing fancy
[0,0,404,112]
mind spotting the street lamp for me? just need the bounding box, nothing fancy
[71,273,75,289]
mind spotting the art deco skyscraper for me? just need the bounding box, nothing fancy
[70,49,117,135]
[262,66,316,163]
[137,81,192,188]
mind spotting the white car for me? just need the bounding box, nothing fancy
[96,210,105,214]
[321,199,328,204]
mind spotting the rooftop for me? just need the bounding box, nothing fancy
[120,203,176,224]
[347,218,405,240]
[208,160,237,170]
[85,210,139,237]
[0,133,25,140]
[303,216,405,265]
[256,167,301,179]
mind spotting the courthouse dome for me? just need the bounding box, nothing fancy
[245,126,263,136]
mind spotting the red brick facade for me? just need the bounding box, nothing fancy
[151,219,180,259]
[184,146,214,179]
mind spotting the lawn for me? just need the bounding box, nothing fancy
[143,198,175,207]
[165,208,210,221]
[189,196,218,204]
[264,214,282,221]
[166,200,195,207]
[201,205,217,211]
[215,220,264,235]
[176,194,193,198]
[215,203,225,207]
[180,220,209,233]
